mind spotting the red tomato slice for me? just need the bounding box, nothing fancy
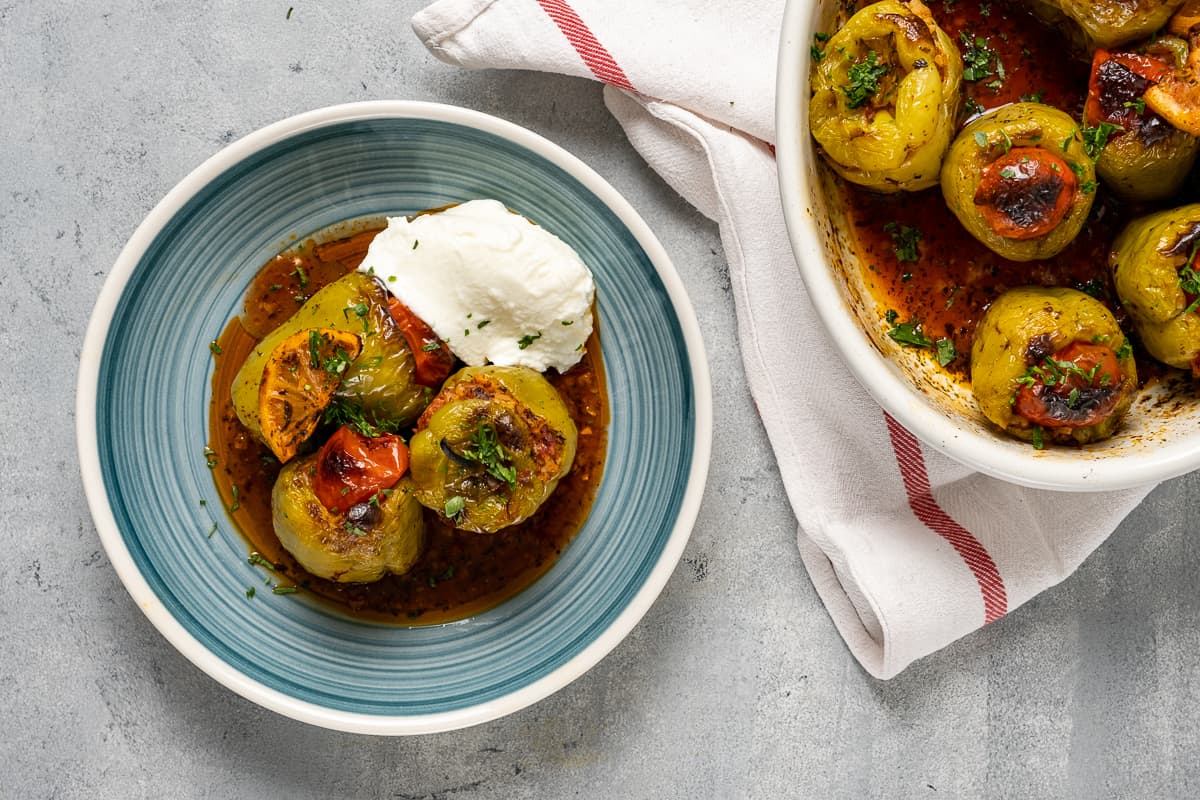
[974,147,1076,240]
[1013,342,1123,428]
[386,296,456,387]
[1084,49,1170,127]
[313,425,409,514]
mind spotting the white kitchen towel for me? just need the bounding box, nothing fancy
[411,0,1157,678]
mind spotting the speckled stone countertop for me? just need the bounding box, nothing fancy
[4,2,1199,797]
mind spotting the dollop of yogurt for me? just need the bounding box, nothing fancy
[359,199,595,373]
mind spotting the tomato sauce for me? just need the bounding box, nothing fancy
[207,224,609,624]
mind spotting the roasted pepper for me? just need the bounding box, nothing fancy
[233,271,430,444]
[971,287,1137,445]
[271,454,425,583]
[1110,204,1200,375]
[408,366,577,533]
[1024,0,1184,52]
[1085,41,1200,201]
[941,104,1095,261]
[810,0,962,192]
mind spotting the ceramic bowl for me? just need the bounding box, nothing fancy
[775,1,1200,491]
[76,101,711,734]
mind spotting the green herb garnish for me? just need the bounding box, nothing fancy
[883,221,921,263]
[935,338,957,367]
[323,397,403,438]
[960,32,999,83]
[1080,121,1121,160]
[841,50,889,109]
[887,318,933,348]
[308,329,324,368]
[247,552,277,571]
[517,332,542,350]
[811,32,830,62]
[461,421,518,488]
[444,495,466,518]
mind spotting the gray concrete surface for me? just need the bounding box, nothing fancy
[3,1,1199,797]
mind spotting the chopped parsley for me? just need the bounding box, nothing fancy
[320,345,354,377]
[1179,241,1200,314]
[461,421,518,488]
[308,329,325,369]
[228,485,240,513]
[421,341,443,352]
[841,50,888,110]
[960,33,1000,84]
[444,495,466,518]
[291,265,308,290]
[887,317,934,348]
[883,222,921,263]
[245,586,256,598]
[935,338,957,367]
[1116,341,1133,361]
[323,397,403,438]
[1123,98,1146,115]
[811,32,830,62]
[1016,356,1111,394]
[272,586,298,594]
[247,552,277,571]
[1080,121,1121,160]
[517,332,542,350]
[1031,426,1045,450]
[209,340,222,355]
[204,446,218,469]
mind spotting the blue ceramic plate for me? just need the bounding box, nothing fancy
[76,102,711,734]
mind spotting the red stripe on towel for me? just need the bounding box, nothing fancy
[535,0,637,91]
[885,413,1008,623]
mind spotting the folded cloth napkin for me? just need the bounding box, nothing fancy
[411,0,1157,678]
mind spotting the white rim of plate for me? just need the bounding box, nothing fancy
[75,100,713,735]
[775,1,1197,492]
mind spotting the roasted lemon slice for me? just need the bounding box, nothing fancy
[258,328,362,462]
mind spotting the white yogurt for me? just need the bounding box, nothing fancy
[358,199,595,373]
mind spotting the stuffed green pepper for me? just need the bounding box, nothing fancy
[1111,205,1200,375]
[942,104,1095,261]
[971,287,1137,446]
[409,366,578,533]
[810,0,962,192]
